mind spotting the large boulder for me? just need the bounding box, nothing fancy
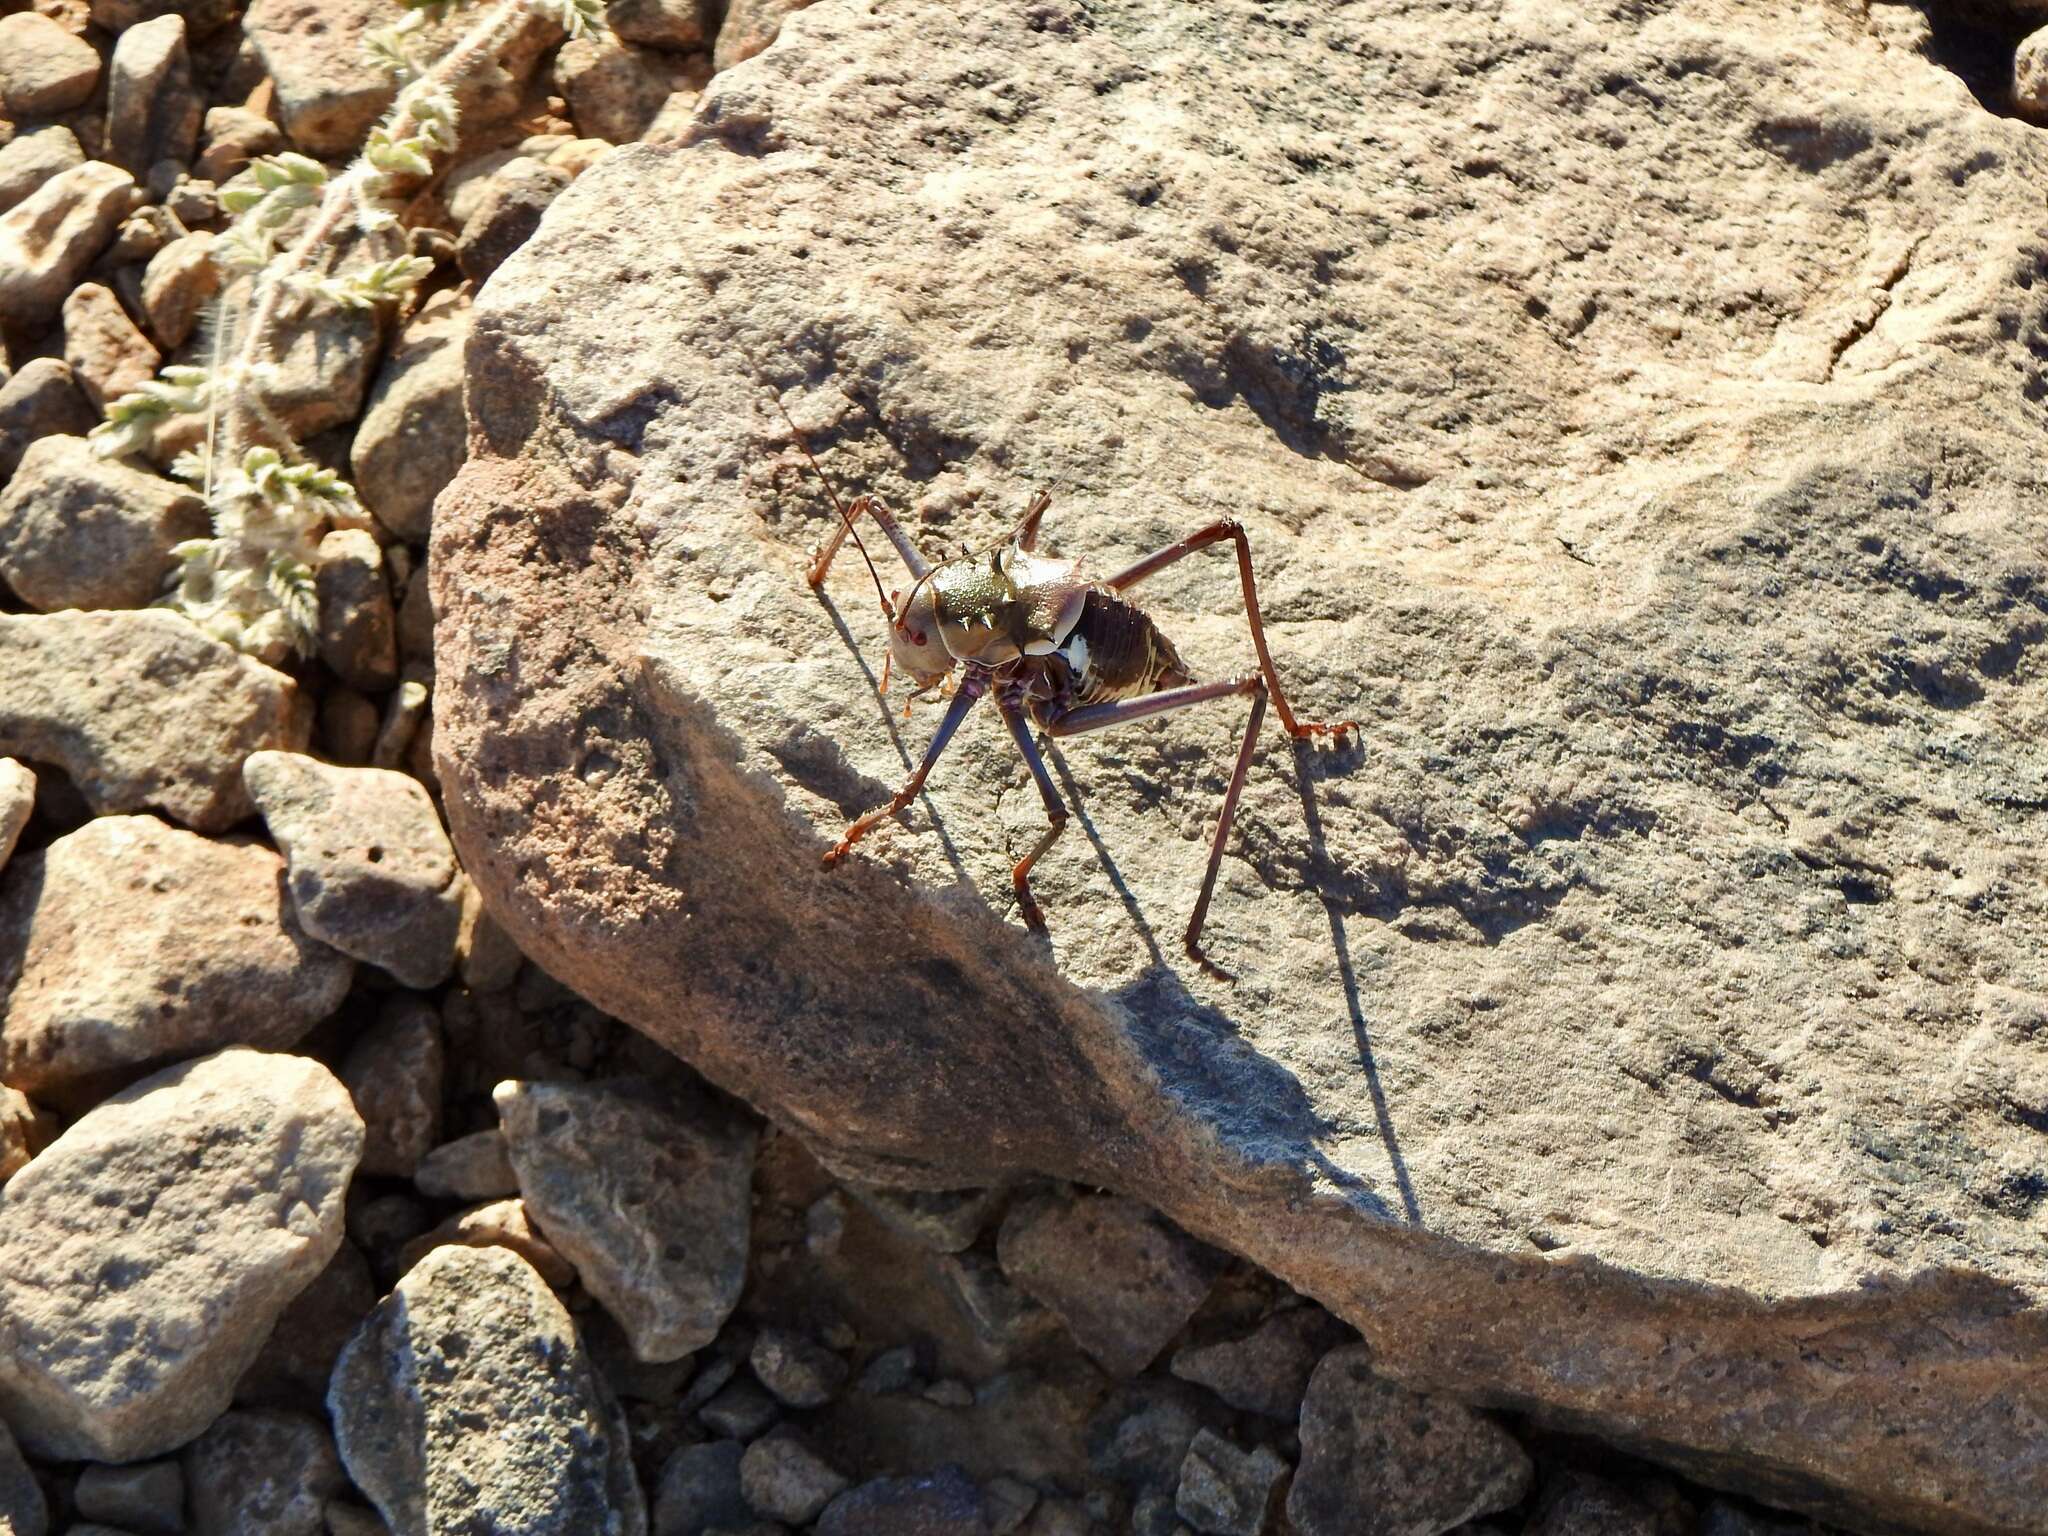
[430,2,2048,1531]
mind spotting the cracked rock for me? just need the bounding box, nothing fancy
[0,434,205,611]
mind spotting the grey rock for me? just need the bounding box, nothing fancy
[243,752,463,988]
[340,996,444,1178]
[0,161,135,328]
[697,1379,778,1442]
[350,286,466,544]
[1170,1305,1349,1420]
[0,435,205,611]
[395,1197,576,1289]
[0,1418,46,1536]
[737,1436,845,1527]
[62,282,160,412]
[996,1195,1216,1377]
[712,0,813,71]
[847,1184,1003,1253]
[0,1049,362,1462]
[141,229,219,350]
[413,1128,519,1202]
[1089,1388,1205,1497]
[315,529,399,692]
[854,1343,920,1396]
[328,1244,646,1536]
[0,359,97,482]
[235,1240,378,1410]
[254,280,386,441]
[1289,1346,1530,1536]
[1175,1430,1285,1536]
[653,1441,747,1536]
[456,157,570,284]
[0,760,31,876]
[0,127,85,216]
[74,1459,183,1535]
[608,0,714,52]
[936,1252,1057,1362]
[0,815,354,1103]
[106,15,201,174]
[186,1409,346,1536]
[747,1330,847,1409]
[0,609,311,831]
[494,1078,756,1362]
[816,1468,990,1536]
[0,13,101,116]
[0,1082,55,1186]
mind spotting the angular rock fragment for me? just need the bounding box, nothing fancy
[0,1419,46,1536]
[413,1127,519,1202]
[315,529,399,693]
[0,815,354,1102]
[106,15,201,173]
[936,1252,1057,1362]
[849,1184,1003,1253]
[495,1078,755,1362]
[62,282,160,411]
[0,434,205,611]
[816,1467,989,1536]
[748,1329,848,1409]
[74,1458,183,1535]
[0,13,102,116]
[1175,1430,1285,1536]
[0,161,136,328]
[608,0,714,51]
[1288,1346,1530,1536]
[0,128,85,216]
[243,752,463,987]
[552,34,707,145]
[0,609,310,830]
[996,1195,1217,1377]
[653,1441,747,1536]
[140,229,218,349]
[0,1049,362,1461]
[196,104,284,183]
[713,0,813,71]
[0,760,31,875]
[396,1197,575,1289]
[699,1378,778,1441]
[0,1083,55,1185]
[1089,1386,1205,1498]
[328,1244,646,1536]
[0,359,97,482]
[186,1409,346,1536]
[456,156,570,283]
[341,997,444,1177]
[456,877,525,991]
[234,1240,378,1410]
[1170,1304,1350,1420]
[738,1435,845,1526]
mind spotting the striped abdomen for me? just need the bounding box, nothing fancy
[1059,589,1191,707]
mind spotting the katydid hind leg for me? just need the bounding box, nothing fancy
[1000,700,1069,932]
[823,682,982,867]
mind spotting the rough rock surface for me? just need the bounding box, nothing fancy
[431,1,2048,1530]
[0,1083,54,1185]
[0,161,136,328]
[352,288,470,543]
[0,360,98,482]
[74,1458,183,1535]
[105,14,202,174]
[185,1409,346,1536]
[0,1049,362,1462]
[0,609,311,831]
[0,433,206,611]
[0,1419,45,1536]
[0,128,86,217]
[61,282,161,411]
[412,1127,518,1202]
[0,760,31,876]
[494,1077,755,1362]
[328,1243,646,1536]
[0,815,353,1102]
[0,12,102,116]
[340,997,444,1177]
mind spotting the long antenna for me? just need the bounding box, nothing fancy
[775,397,895,626]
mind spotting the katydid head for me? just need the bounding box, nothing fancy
[888,575,954,694]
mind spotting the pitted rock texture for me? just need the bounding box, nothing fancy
[431,1,2048,1530]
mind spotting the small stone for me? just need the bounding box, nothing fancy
[0,760,31,875]
[90,0,238,35]
[0,434,205,611]
[552,33,708,146]
[397,1197,576,1289]
[609,0,714,51]
[235,1240,378,1410]
[654,1441,747,1536]
[62,282,160,410]
[141,229,218,349]
[1089,1388,1204,1496]
[0,1420,47,1536]
[0,609,311,831]
[1175,1430,1285,1536]
[106,15,201,174]
[259,283,387,440]
[196,104,284,182]
[107,201,181,267]
[855,1343,920,1396]
[338,291,460,532]
[186,1409,345,1536]
[699,1378,779,1442]
[164,175,217,227]
[0,359,97,481]
[0,126,85,215]
[984,1477,1037,1536]
[328,1244,646,1536]
[414,1128,520,1202]
[341,996,444,1178]
[2017,26,2048,119]
[456,877,525,992]
[0,160,137,329]
[804,1190,846,1256]
[816,1468,989,1536]
[0,1049,362,1462]
[713,0,812,70]
[1170,1305,1350,1421]
[243,752,464,988]
[748,1329,848,1409]
[0,815,354,1102]
[372,673,431,770]
[495,1077,756,1362]
[75,1458,183,1535]
[848,1185,1003,1253]
[1131,1493,1182,1536]
[0,1083,56,1185]
[996,1195,1218,1377]
[738,1436,846,1526]
[456,156,570,283]
[315,528,399,692]
[0,12,102,116]
[1288,1345,1532,1536]
[936,1252,1058,1361]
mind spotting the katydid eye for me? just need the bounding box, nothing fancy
[912,631,928,645]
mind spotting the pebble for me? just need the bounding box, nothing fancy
[0,815,354,1102]
[243,751,464,988]
[341,996,444,1177]
[0,1082,56,1185]
[371,671,430,769]
[0,759,31,875]
[699,1378,780,1441]
[164,174,218,227]
[0,12,102,116]
[0,1049,363,1462]
[106,202,181,267]
[855,1343,921,1396]
[1169,1304,1350,1420]
[315,527,400,693]
[351,287,468,543]
[106,15,201,173]
[1089,1387,1204,1496]
[816,1467,989,1536]
[0,609,311,831]
[552,33,708,145]
[1288,1345,1532,1536]
[996,1194,1217,1376]
[396,1197,576,1289]
[0,1420,47,1536]
[653,1441,748,1536]
[456,877,525,992]
[0,434,205,611]
[609,0,714,49]
[75,1458,184,1534]
[141,228,218,349]
[0,126,85,215]
[456,156,570,282]
[186,1409,346,1536]
[62,281,160,410]
[234,1239,378,1409]
[1175,1430,1285,1536]
[328,1244,646,1536]
[413,1127,520,1202]
[197,103,284,182]
[0,359,98,482]
[495,1077,756,1362]
[749,1329,849,1409]
[259,281,387,439]
[738,1435,847,1526]
[0,160,137,329]
[713,0,812,70]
